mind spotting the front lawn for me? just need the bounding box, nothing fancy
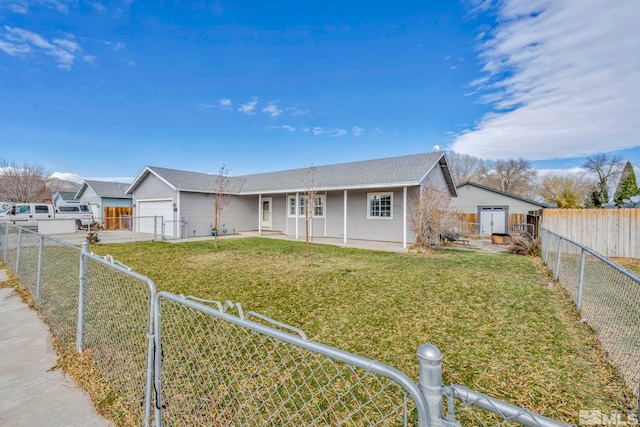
[92,238,634,423]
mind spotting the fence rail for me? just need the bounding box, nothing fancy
[0,222,572,427]
[541,227,640,402]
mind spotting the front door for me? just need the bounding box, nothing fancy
[261,197,272,229]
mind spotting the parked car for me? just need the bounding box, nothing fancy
[0,202,94,229]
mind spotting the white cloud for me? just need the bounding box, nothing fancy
[0,26,80,69]
[352,126,364,137]
[50,172,83,183]
[312,127,347,137]
[268,125,296,132]
[2,0,72,14]
[374,128,383,134]
[287,106,310,117]
[104,41,125,51]
[262,100,282,118]
[82,54,96,65]
[452,0,640,161]
[238,98,258,115]
[219,98,232,109]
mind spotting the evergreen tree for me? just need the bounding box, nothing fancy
[614,161,640,205]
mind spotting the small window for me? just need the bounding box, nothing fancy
[288,196,297,216]
[16,205,31,215]
[367,192,393,219]
[288,195,325,218]
[314,195,325,217]
[58,206,79,212]
[35,205,50,214]
[80,205,90,212]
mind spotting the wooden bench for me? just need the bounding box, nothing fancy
[455,238,470,247]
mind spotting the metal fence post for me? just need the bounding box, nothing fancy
[418,344,445,422]
[76,241,89,353]
[576,248,586,313]
[35,235,44,301]
[154,215,157,241]
[2,224,8,261]
[15,227,22,272]
[543,229,550,264]
[553,235,562,281]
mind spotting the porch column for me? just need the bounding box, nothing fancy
[403,186,407,249]
[258,194,262,236]
[343,190,348,244]
[295,192,299,240]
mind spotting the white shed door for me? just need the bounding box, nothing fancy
[138,200,174,237]
[480,207,507,235]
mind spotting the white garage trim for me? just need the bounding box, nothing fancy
[137,198,174,237]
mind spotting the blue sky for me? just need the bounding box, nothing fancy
[1,0,639,182]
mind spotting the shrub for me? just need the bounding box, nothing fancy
[508,236,541,256]
[86,231,100,245]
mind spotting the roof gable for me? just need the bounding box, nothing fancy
[78,180,132,199]
[457,181,548,207]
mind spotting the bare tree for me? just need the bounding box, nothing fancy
[0,158,50,202]
[212,165,230,249]
[410,180,454,250]
[305,164,318,266]
[582,154,623,207]
[479,158,537,197]
[536,173,592,208]
[446,151,487,185]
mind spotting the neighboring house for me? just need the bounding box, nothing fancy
[125,152,457,247]
[450,181,548,235]
[52,191,78,205]
[75,180,133,220]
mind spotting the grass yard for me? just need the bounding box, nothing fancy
[88,238,634,424]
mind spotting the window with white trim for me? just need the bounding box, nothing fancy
[288,195,325,218]
[367,192,393,219]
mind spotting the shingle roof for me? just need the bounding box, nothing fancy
[83,180,133,199]
[238,152,448,193]
[56,191,77,201]
[129,152,455,195]
[457,181,549,208]
[139,167,246,193]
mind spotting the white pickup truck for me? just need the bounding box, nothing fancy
[0,202,94,229]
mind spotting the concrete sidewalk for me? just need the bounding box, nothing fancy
[0,270,112,426]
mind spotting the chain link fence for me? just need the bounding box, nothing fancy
[0,222,574,427]
[541,227,640,401]
[0,222,157,426]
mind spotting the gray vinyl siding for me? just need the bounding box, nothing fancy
[421,167,449,190]
[219,195,259,234]
[345,189,405,242]
[77,187,100,206]
[325,191,345,238]
[179,192,215,237]
[133,174,176,201]
[178,193,259,237]
[451,185,543,214]
[270,195,287,232]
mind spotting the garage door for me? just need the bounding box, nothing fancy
[479,207,507,235]
[138,200,174,237]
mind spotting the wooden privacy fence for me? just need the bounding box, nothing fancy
[454,213,528,234]
[102,207,133,230]
[543,208,640,258]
